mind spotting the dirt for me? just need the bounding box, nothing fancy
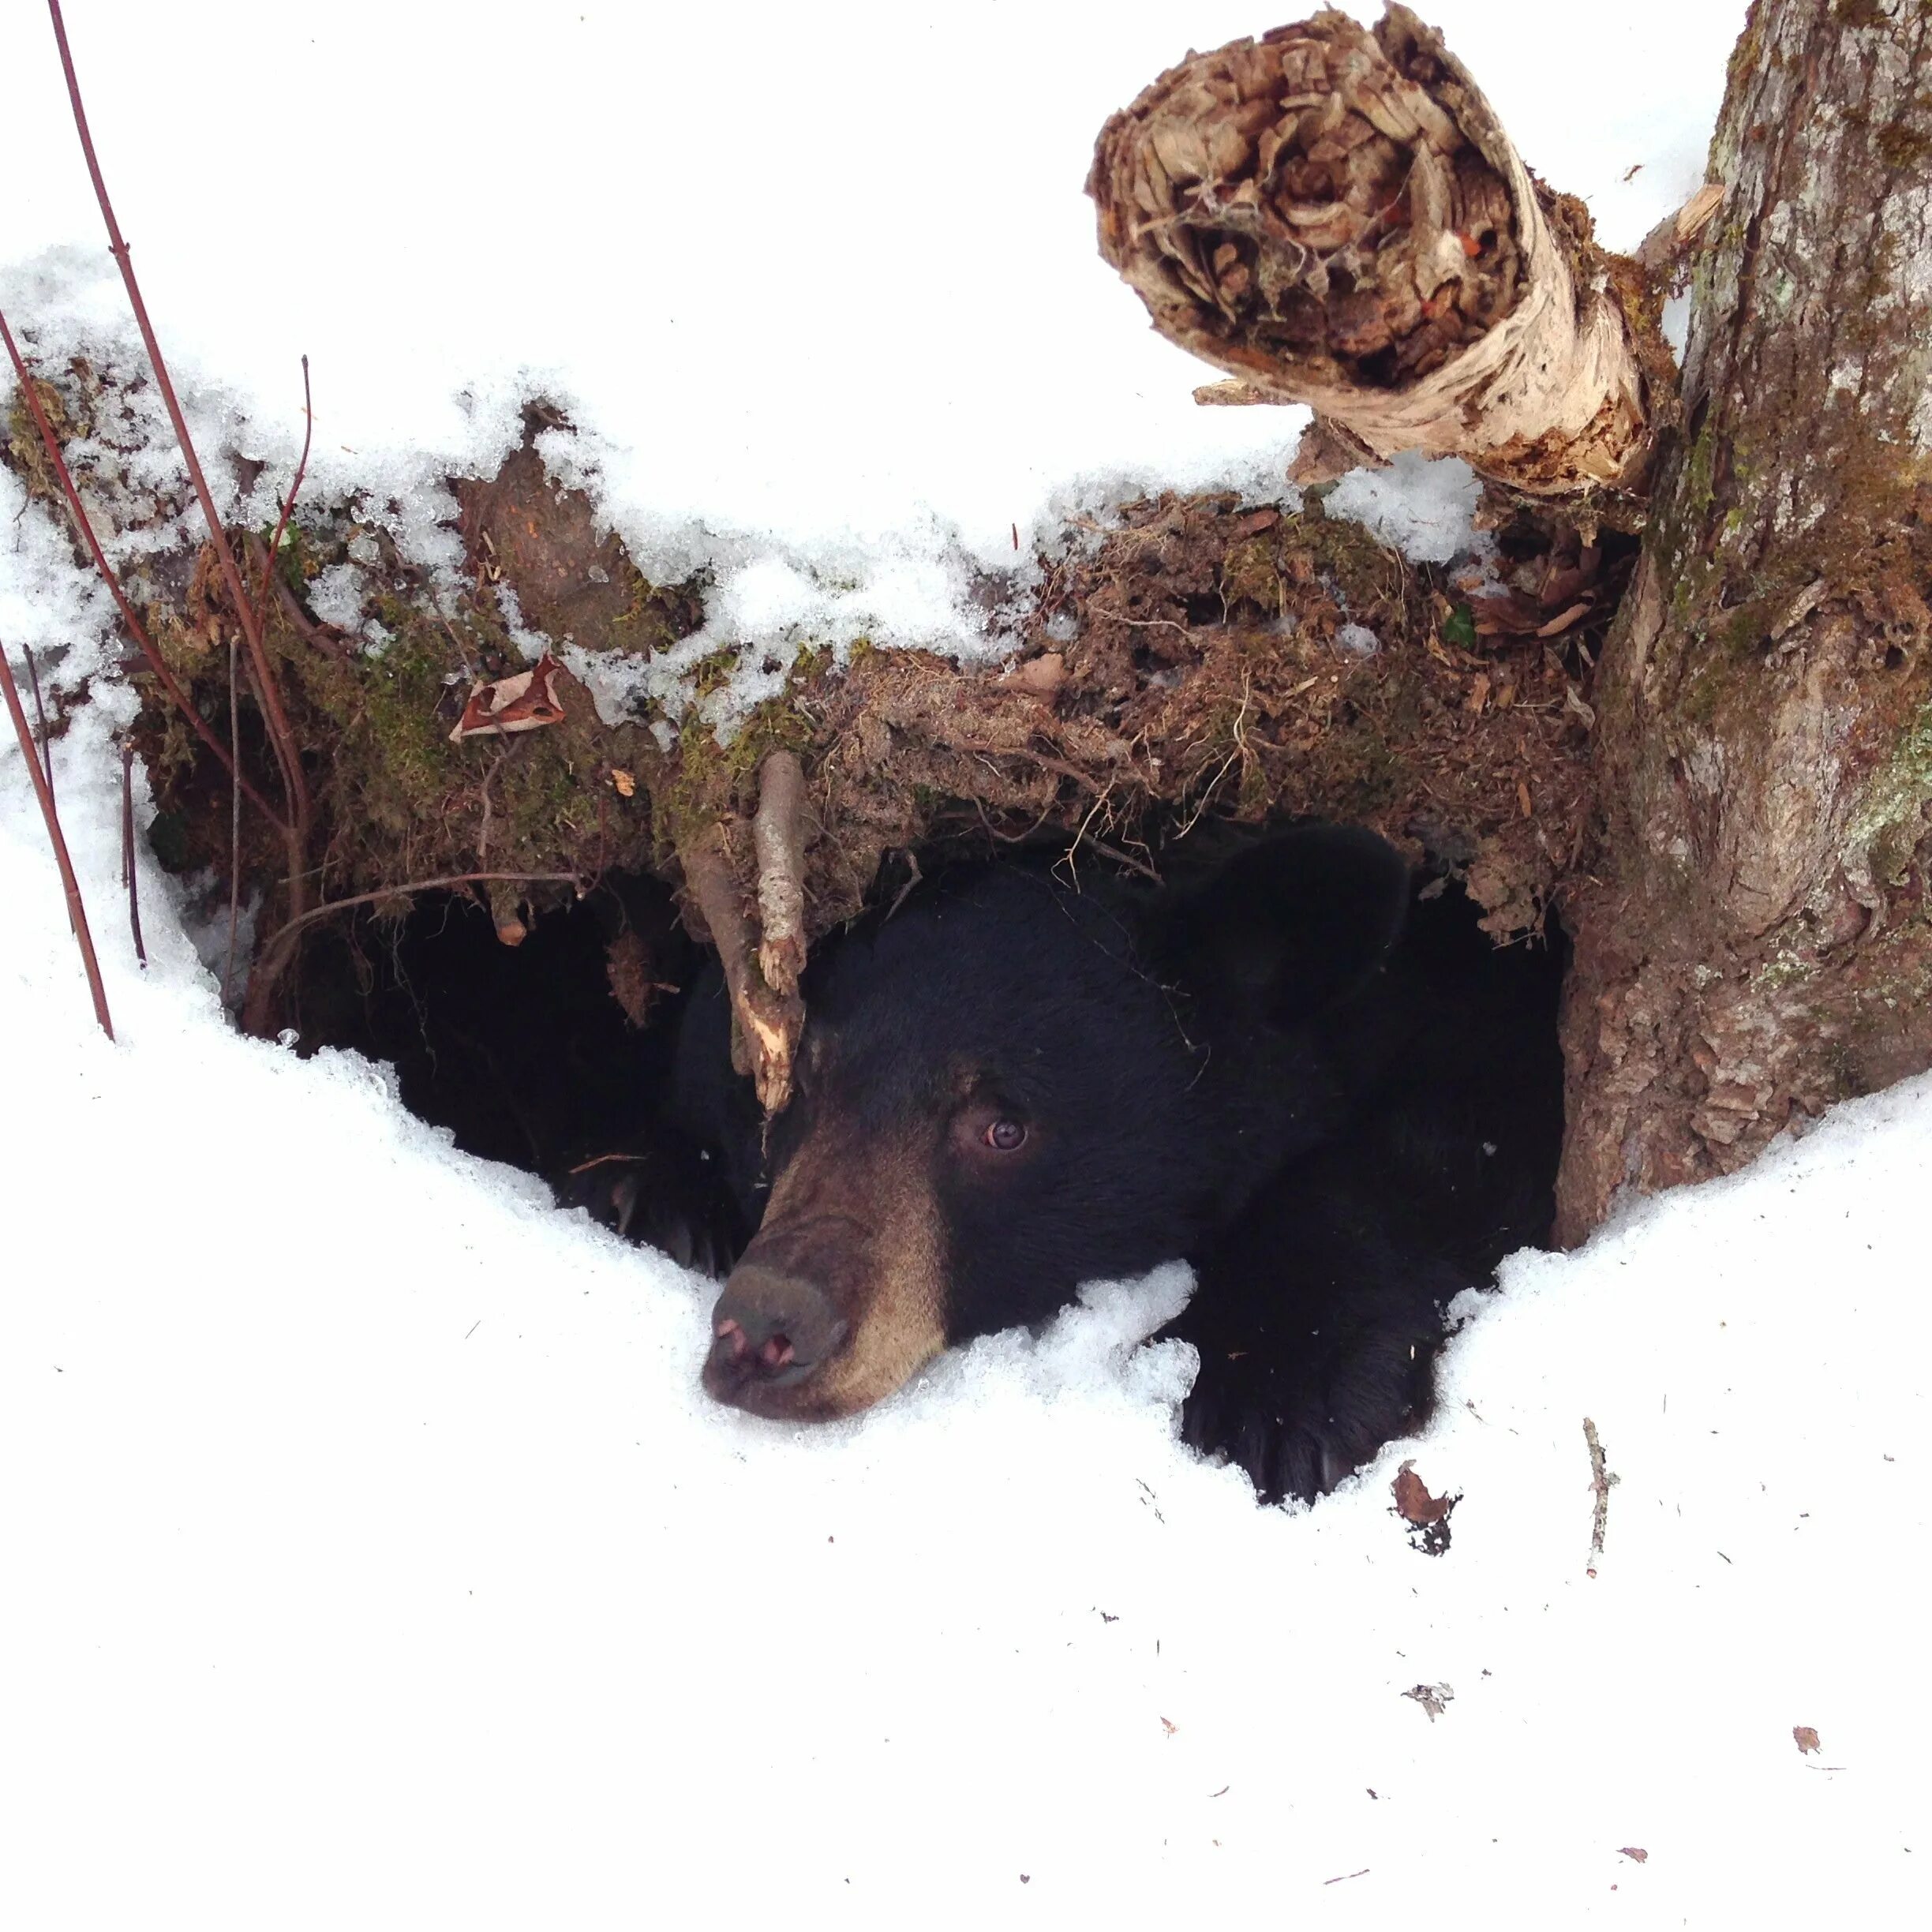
[5,360,1610,1039]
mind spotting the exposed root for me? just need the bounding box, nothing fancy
[753,751,809,1001]
[678,813,806,1115]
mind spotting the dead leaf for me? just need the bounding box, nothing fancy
[1402,1683,1453,1722]
[610,767,637,798]
[1618,1846,1649,1864]
[448,653,567,743]
[1793,1726,1821,1755]
[1536,601,1593,638]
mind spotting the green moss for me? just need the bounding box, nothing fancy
[650,688,815,862]
[1845,696,1932,886]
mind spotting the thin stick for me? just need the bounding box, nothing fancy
[253,355,313,618]
[22,646,54,800]
[2,638,112,1038]
[120,739,147,967]
[247,534,349,661]
[223,634,242,1005]
[0,307,285,832]
[46,0,311,846]
[256,871,581,957]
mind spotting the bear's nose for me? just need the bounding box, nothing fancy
[703,1266,847,1401]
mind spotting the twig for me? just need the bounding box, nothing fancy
[2,635,112,1038]
[120,739,146,967]
[252,355,313,620]
[22,646,54,800]
[1583,1416,1617,1578]
[0,307,285,831]
[255,871,582,959]
[223,634,241,1005]
[47,0,311,855]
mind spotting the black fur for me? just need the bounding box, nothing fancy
[567,826,1563,1503]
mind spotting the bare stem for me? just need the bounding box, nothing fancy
[253,355,313,618]
[120,739,146,967]
[3,636,112,1039]
[46,0,312,851]
[22,645,54,801]
[255,871,582,960]
[0,305,286,833]
[223,634,242,1006]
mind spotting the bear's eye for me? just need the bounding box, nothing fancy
[983,1118,1028,1153]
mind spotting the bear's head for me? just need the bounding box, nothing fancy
[700,827,1413,1422]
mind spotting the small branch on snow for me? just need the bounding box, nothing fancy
[120,740,147,968]
[1584,1415,1617,1578]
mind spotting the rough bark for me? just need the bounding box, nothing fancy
[1088,6,1670,507]
[1556,0,1932,1241]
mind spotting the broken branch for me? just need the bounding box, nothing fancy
[1089,6,1664,502]
[679,811,806,1116]
[753,750,809,999]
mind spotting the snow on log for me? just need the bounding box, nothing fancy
[1088,5,1664,503]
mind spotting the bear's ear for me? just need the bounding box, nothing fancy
[1162,825,1412,1021]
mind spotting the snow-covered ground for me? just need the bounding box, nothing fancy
[7,4,1927,1928]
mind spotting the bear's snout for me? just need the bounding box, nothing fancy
[704,1264,848,1413]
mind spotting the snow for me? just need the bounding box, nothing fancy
[6,701,1927,1927]
[11,3,1923,1928]
[0,0,1747,712]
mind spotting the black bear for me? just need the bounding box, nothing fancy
[565,826,1563,1503]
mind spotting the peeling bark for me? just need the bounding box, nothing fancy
[1088,5,1668,504]
[1556,0,1932,1240]
[753,751,809,1000]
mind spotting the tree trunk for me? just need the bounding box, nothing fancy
[1555,0,1932,1241]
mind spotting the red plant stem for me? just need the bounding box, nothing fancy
[120,739,147,967]
[22,645,54,801]
[2,637,113,1039]
[0,306,286,833]
[46,0,312,863]
[254,355,313,618]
